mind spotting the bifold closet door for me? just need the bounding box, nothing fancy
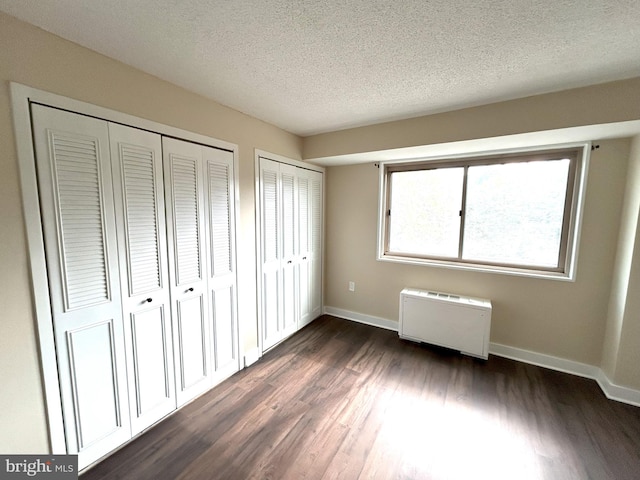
[280,163,298,338]
[309,169,323,319]
[31,105,131,468]
[163,138,212,406]
[109,124,176,436]
[203,147,240,383]
[259,159,323,351]
[259,158,283,350]
[297,169,312,327]
[31,104,240,470]
[294,167,322,328]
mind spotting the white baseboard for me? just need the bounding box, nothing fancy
[489,343,639,406]
[595,370,640,407]
[325,306,640,408]
[243,347,262,368]
[324,306,398,331]
[488,342,599,379]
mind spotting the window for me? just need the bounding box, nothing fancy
[378,145,589,279]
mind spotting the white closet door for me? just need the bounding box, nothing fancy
[260,158,283,350]
[259,158,323,352]
[31,105,131,469]
[163,138,211,407]
[109,124,175,436]
[280,163,298,337]
[297,169,312,327]
[309,170,323,319]
[203,147,240,384]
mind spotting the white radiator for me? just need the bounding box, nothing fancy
[399,288,492,359]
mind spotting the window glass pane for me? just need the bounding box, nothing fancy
[389,168,463,257]
[462,159,570,267]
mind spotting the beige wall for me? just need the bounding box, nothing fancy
[617,222,640,387]
[0,12,302,453]
[602,135,640,386]
[325,139,629,368]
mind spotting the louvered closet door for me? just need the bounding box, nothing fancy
[163,138,212,406]
[31,105,131,469]
[260,158,283,350]
[297,169,312,327]
[109,124,175,436]
[309,170,323,319]
[280,163,298,338]
[203,147,240,384]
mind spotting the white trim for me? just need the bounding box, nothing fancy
[10,84,66,454]
[324,306,398,331]
[10,82,242,455]
[376,142,591,282]
[254,152,264,357]
[228,140,242,380]
[12,83,237,151]
[490,343,640,407]
[378,141,591,166]
[595,370,640,408]
[321,168,327,322]
[377,254,579,281]
[255,149,325,173]
[564,144,590,281]
[243,348,262,368]
[488,342,599,379]
[326,306,640,408]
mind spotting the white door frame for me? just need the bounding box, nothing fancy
[10,82,240,454]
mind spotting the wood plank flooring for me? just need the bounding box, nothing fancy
[81,315,640,480]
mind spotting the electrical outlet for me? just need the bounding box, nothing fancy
[348,281,355,292]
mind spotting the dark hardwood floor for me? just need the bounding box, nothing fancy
[81,315,640,480]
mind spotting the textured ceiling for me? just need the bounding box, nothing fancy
[2,1,640,136]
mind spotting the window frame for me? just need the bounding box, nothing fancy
[377,143,590,280]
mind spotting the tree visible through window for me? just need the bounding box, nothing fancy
[389,168,463,257]
[380,146,586,277]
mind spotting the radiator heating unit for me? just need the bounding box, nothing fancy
[399,288,492,359]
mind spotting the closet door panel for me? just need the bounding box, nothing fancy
[203,148,240,382]
[176,295,208,388]
[310,171,323,319]
[280,164,298,337]
[281,265,297,335]
[129,307,171,416]
[297,170,312,327]
[260,158,283,350]
[66,319,123,450]
[172,158,203,286]
[109,123,175,435]
[211,286,235,371]
[262,269,280,348]
[163,138,211,406]
[31,105,130,469]
[206,155,233,277]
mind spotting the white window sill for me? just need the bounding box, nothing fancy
[377,253,576,281]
